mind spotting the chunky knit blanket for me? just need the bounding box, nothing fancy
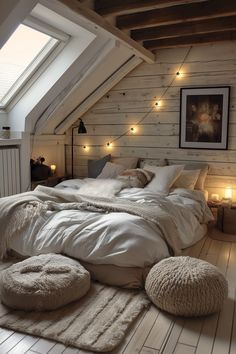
[0,185,181,259]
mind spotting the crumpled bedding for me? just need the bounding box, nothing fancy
[2,182,213,269]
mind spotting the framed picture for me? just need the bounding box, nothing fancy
[179,86,230,149]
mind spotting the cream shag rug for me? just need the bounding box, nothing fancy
[0,282,149,352]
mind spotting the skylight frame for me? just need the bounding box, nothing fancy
[0,16,69,110]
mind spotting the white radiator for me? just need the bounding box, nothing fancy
[0,147,21,197]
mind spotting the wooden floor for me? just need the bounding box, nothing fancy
[0,231,235,354]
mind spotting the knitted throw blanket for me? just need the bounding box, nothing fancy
[0,185,181,259]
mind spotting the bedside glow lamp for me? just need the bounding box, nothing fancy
[50,164,56,175]
[225,186,233,200]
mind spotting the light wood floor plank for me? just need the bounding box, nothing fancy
[48,343,66,354]
[229,287,236,354]
[0,328,14,344]
[161,318,185,354]
[7,334,39,354]
[140,347,159,354]
[144,311,173,350]
[122,305,159,354]
[30,338,56,354]
[62,346,80,353]
[178,318,203,347]
[211,289,235,354]
[174,343,195,354]
[0,332,25,353]
[195,313,219,354]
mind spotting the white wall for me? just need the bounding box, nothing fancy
[67,41,236,200]
[0,112,8,127]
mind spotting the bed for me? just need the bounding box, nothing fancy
[0,160,213,288]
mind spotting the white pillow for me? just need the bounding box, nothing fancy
[97,162,125,179]
[172,169,201,190]
[144,164,184,194]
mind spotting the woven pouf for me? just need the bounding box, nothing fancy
[0,254,90,311]
[145,256,228,317]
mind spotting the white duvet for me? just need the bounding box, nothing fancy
[8,182,213,268]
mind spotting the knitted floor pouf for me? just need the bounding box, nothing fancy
[145,256,228,317]
[0,254,90,311]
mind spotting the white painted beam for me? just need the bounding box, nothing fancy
[57,0,155,63]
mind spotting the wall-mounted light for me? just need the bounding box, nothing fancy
[71,119,87,178]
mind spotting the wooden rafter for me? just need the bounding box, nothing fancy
[58,0,155,63]
[131,16,236,41]
[95,0,207,16]
[117,0,236,30]
[143,30,236,50]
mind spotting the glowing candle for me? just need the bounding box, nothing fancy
[50,164,56,174]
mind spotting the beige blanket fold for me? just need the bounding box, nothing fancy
[0,185,182,259]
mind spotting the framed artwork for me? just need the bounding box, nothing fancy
[179,86,230,149]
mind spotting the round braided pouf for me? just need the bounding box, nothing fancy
[0,254,90,311]
[145,256,228,317]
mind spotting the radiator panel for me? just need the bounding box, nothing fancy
[0,147,21,197]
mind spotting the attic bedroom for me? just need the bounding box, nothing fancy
[0,0,236,353]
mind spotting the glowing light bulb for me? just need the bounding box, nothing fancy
[106,142,112,148]
[130,127,136,134]
[83,145,89,151]
[155,100,161,108]
[176,71,183,78]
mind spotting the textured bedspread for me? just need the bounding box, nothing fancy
[0,184,213,268]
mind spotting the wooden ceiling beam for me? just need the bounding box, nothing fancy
[117,0,236,30]
[131,16,236,41]
[143,30,236,50]
[58,0,155,63]
[95,0,207,16]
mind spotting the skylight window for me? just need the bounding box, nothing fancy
[0,23,60,108]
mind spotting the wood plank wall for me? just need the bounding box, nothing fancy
[66,42,236,201]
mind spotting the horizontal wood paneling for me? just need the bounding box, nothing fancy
[66,42,236,200]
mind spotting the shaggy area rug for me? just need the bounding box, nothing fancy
[0,282,149,352]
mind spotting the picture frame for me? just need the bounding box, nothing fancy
[179,86,230,149]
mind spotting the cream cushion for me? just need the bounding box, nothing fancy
[145,256,228,317]
[97,162,125,179]
[0,254,90,311]
[144,165,184,194]
[172,169,201,190]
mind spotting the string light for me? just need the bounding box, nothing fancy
[155,100,162,108]
[79,46,192,151]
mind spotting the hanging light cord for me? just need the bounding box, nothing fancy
[107,46,192,146]
[80,46,192,148]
